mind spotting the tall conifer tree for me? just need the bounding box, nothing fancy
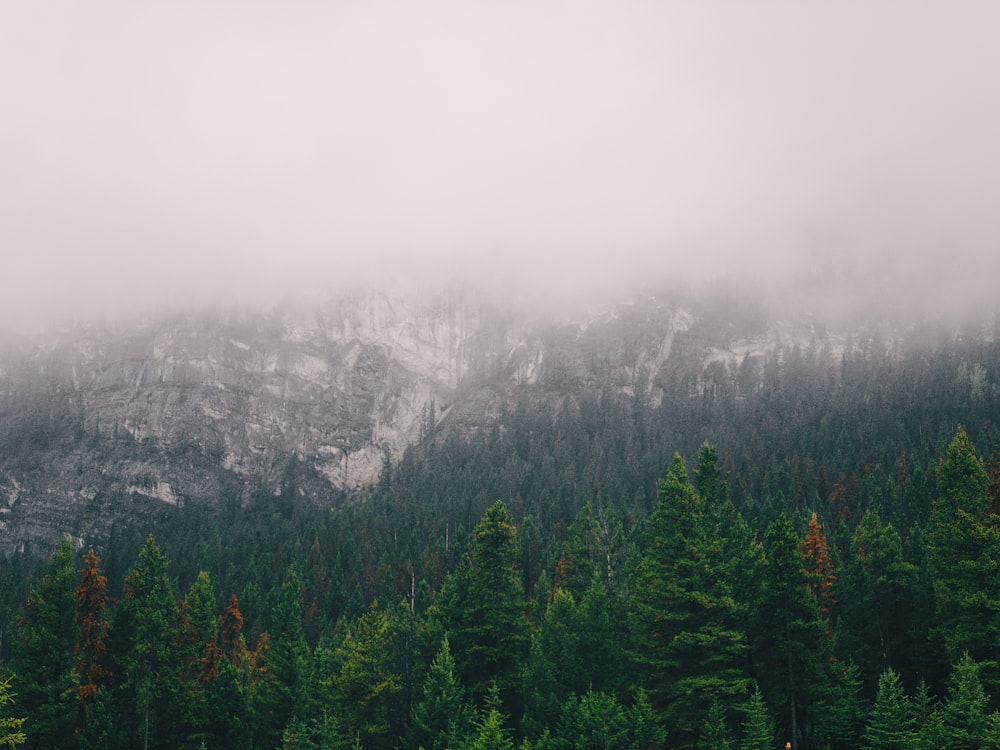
[928,426,1000,692]
[12,539,77,750]
[630,453,748,744]
[445,500,529,711]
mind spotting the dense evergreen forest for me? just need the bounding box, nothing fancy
[2,321,1000,748]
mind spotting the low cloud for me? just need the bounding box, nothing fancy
[2,2,998,330]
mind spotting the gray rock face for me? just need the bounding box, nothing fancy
[0,284,798,555]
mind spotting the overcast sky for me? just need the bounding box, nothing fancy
[2,1,999,329]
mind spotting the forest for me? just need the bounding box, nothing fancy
[2,323,1000,749]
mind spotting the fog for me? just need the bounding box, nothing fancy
[2,2,999,331]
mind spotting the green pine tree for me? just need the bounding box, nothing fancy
[251,566,311,750]
[328,600,404,750]
[700,700,735,750]
[445,501,530,710]
[409,635,474,750]
[468,684,515,750]
[11,539,78,750]
[113,534,186,750]
[740,684,774,750]
[861,668,913,750]
[0,676,27,748]
[629,453,749,743]
[749,513,832,750]
[928,426,1000,693]
[940,653,992,749]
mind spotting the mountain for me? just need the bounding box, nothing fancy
[0,282,995,557]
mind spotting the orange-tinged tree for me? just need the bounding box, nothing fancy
[73,549,110,706]
[801,512,836,622]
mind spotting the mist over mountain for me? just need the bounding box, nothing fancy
[0,276,996,559]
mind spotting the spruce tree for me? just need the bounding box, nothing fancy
[73,549,110,710]
[861,668,913,750]
[113,534,186,749]
[750,513,831,750]
[409,635,473,750]
[940,653,992,749]
[700,700,735,750]
[629,453,748,743]
[445,500,529,710]
[252,567,311,749]
[11,539,78,750]
[0,677,27,749]
[928,426,1000,693]
[328,600,404,750]
[740,684,774,750]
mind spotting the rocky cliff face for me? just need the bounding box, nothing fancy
[0,283,817,555]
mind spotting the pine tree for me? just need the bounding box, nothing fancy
[800,512,835,622]
[445,500,529,709]
[839,509,914,688]
[911,679,945,750]
[73,549,110,708]
[700,700,735,750]
[114,534,186,749]
[929,427,1000,694]
[328,600,404,750]
[178,571,219,746]
[409,635,473,750]
[219,593,250,666]
[252,567,311,750]
[740,684,774,750]
[750,513,832,750]
[940,653,992,749]
[0,676,27,749]
[549,691,631,750]
[12,539,78,749]
[468,684,515,750]
[861,668,913,750]
[629,453,748,743]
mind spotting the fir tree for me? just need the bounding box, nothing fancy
[800,512,835,622]
[629,453,748,742]
[11,539,78,750]
[700,700,735,750]
[740,684,774,750]
[940,653,992,749]
[0,677,27,749]
[445,501,529,710]
[409,635,473,750]
[328,600,404,750]
[928,426,1000,692]
[113,534,186,749]
[861,668,913,750]
[252,567,311,750]
[73,549,110,708]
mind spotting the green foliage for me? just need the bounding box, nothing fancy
[112,534,186,749]
[439,500,530,709]
[940,653,992,749]
[409,635,474,750]
[739,684,774,750]
[0,677,27,748]
[928,427,1000,692]
[750,513,832,749]
[252,566,311,750]
[861,668,913,750]
[630,452,749,742]
[11,539,77,750]
[327,600,404,750]
[13,424,1000,749]
[700,701,735,750]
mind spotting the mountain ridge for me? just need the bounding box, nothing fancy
[0,282,992,556]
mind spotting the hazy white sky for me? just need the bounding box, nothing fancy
[2,1,999,328]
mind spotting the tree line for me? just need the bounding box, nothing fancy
[3,427,1000,748]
